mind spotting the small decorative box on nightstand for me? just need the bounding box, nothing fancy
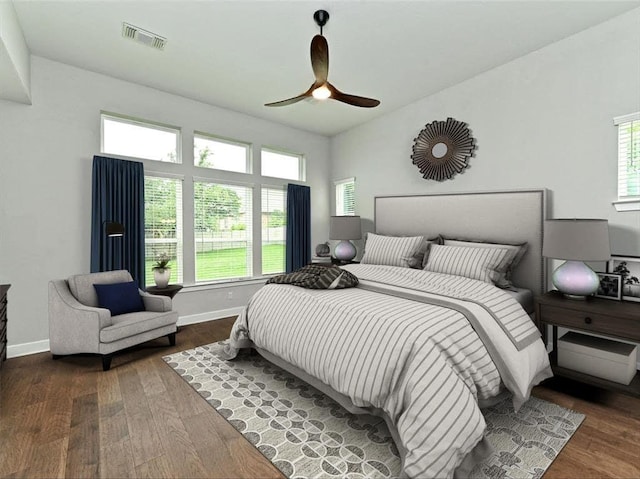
[558,331,637,385]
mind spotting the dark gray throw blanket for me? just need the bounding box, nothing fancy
[266,264,359,289]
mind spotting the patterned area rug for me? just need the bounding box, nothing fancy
[164,343,584,479]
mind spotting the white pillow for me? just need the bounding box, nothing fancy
[361,233,424,268]
[424,244,512,284]
[442,238,527,288]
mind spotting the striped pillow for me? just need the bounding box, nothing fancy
[361,233,424,267]
[424,244,511,284]
[442,238,528,288]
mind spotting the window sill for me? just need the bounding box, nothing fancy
[181,277,271,292]
[613,199,640,212]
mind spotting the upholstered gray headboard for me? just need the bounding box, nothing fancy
[374,189,547,295]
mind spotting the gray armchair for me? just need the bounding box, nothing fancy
[48,270,178,370]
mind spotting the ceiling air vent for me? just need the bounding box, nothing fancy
[122,22,166,51]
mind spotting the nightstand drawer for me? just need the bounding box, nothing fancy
[540,304,640,341]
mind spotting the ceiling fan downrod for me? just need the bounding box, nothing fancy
[313,10,329,35]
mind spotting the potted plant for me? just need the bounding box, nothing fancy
[152,253,172,288]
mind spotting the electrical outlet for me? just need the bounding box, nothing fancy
[227,292,233,300]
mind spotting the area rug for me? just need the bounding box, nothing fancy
[164,343,584,479]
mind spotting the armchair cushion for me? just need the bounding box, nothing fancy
[94,281,145,316]
[100,310,178,343]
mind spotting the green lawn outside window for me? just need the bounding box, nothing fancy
[144,244,285,287]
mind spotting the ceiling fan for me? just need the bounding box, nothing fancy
[265,10,380,108]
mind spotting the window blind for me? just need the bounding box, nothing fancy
[616,112,640,199]
[262,186,286,275]
[194,181,253,282]
[144,176,183,287]
[335,177,356,215]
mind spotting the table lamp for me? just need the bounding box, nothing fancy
[329,216,361,262]
[543,219,610,299]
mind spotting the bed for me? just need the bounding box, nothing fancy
[223,189,553,479]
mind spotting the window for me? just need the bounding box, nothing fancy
[262,187,286,275]
[144,176,183,287]
[194,181,253,282]
[102,113,180,163]
[616,112,640,200]
[261,148,304,181]
[102,112,305,285]
[194,133,250,173]
[335,177,355,215]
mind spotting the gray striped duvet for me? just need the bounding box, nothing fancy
[223,264,552,478]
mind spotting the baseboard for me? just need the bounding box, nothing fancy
[6,307,244,359]
[177,307,244,326]
[7,339,50,359]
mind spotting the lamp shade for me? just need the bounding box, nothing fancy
[329,216,361,240]
[105,221,125,237]
[543,219,610,261]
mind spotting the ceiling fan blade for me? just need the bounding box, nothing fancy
[311,34,329,83]
[264,83,317,107]
[264,94,308,107]
[328,83,380,108]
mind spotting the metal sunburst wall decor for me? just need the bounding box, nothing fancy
[411,117,476,181]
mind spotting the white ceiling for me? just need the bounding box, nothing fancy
[9,0,640,136]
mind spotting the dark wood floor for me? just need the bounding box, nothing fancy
[1,318,639,478]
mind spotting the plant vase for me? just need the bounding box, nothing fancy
[153,268,171,288]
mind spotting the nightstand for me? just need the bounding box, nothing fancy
[311,256,332,265]
[331,258,359,265]
[0,285,10,369]
[535,290,640,396]
[310,258,359,266]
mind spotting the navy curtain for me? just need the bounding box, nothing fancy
[90,156,145,285]
[286,184,311,273]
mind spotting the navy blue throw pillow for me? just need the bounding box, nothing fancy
[94,281,145,316]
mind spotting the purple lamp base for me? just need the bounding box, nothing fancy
[334,240,357,262]
[552,260,599,299]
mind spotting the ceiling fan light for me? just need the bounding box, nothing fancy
[312,85,331,100]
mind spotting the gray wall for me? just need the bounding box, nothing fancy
[331,8,640,259]
[0,56,330,351]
